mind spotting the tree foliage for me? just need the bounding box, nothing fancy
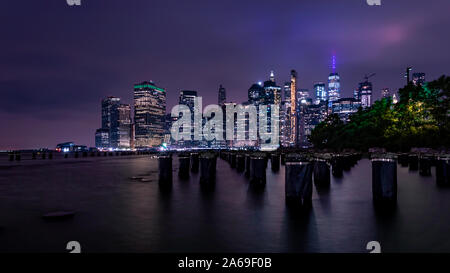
[309,76,450,152]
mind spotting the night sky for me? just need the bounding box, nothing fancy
[1,0,449,149]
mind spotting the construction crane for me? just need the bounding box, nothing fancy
[363,73,376,82]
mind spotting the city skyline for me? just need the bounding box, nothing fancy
[1,0,450,149]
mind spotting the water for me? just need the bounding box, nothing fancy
[0,155,449,253]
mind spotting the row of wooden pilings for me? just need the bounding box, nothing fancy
[158,151,450,206]
[7,151,148,161]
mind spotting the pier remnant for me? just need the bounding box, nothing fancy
[372,154,397,205]
[158,155,173,185]
[285,154,313,207]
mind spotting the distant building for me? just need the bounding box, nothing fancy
[381,88,390,99]
[296,89,311,106]
[314,82,327,104]
[218,84,226,106]
[412,73,426,86]
[56,142,88,153]
[358,81,373,108]
[96,96,131,150]
[332,98,361,122]
[95,128,110,149]
[283,82,291,103]
[353,89,360,101]
[328,73,341,105]
[298,102,328,147]
[111,104,132,149]
[248,83,264,105]
[178,90,198,148]
[134,81,166,148]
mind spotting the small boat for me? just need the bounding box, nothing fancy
[42,211,75,221]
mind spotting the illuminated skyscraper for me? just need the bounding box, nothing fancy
[178,90,198,147]
[218,84,226,106]
[110,104,132,149]
[358,81,373,108]
[327,55,340,105]
[248,83,264,105]
[314,82,326,104]
[101,96,121,130]
[134,81,166,148]
[290,70,298,146]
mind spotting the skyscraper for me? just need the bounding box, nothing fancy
[96,96,131,149]
[327,55,340,106]
[179,90,198,109]
[314,82,327,104]
[358,81,373,108]
[218,84,226,106]
[328,73,341,104]
[111,104,132,149]
[134,81,166,148]
[283,82,291,103]
[248,83,264,105]
[101,96,121,132]
[296,89,311,106]
[290,70,298,146]
[179,90,198,147]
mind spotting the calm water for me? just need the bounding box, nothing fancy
[0,155,449,253]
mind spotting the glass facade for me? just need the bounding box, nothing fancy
[134,81,166,148]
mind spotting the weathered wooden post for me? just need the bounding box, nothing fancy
[419,154,432,177]
[190,153,199,173]
[313,154,331,188]
[245,154,251,178]
[230,153,237,169]
[331,154,343,178]
[409,154,419,171]
[158,155,173,185]
[236,154,245,173]
[270,154,280,172]
[372,154,397,205]
[285,154,313,207]
[250,153,266,187]
[178,155,190,180]
[200,153,217,185]
[436,155,449,187]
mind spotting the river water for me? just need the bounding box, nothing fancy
[0,155,449,253]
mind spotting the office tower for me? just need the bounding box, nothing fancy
[328,73,341,104]
[283,82,291,103]
[95,96,120,149]
[178,90,198,147]
[412,73,426,86]
[290,70,298,146]
[300,102,328,147]
[296,89,310,106]
[381,88,390,99]
[134,81,166,148]
[328,55,341,105]
[95,128,110,149]
[248,83,264,105]
[218,85,226,106]
[314,82,327,104]
[263,79,281,105]
[332,98,361,122]
[111,104,132,149]
[358,80,373,108]
[101,96,121,133]
[353,89,360,101]
[179,90,198,109]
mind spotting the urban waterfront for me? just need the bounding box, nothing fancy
[1,154,449,253]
